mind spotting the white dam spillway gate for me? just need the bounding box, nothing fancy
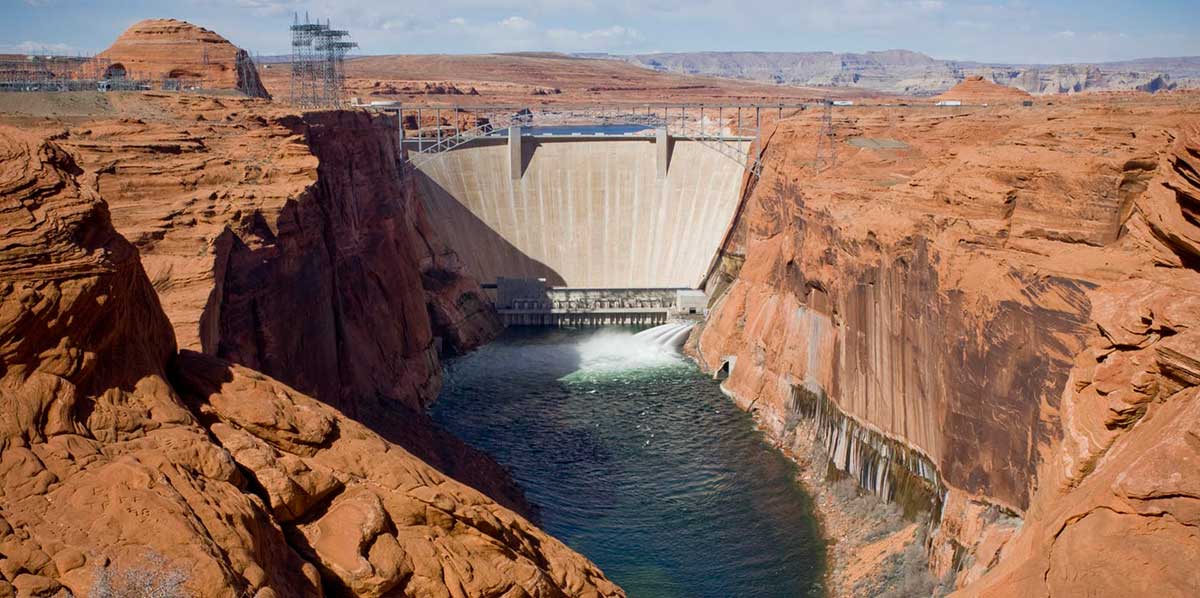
[413,131,751,290]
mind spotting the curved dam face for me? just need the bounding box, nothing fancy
[413,133,750,289]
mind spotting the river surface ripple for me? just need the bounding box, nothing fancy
[431,327,826,597]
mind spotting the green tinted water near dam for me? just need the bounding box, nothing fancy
[431,327,826,597]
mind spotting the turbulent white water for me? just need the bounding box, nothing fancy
[572,322,695,373]
[433,327,827,598]
[632,322,695,348]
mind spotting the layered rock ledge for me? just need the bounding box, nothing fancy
[0,125,622,597]
[10,93,518,513]
[98,19,270,99]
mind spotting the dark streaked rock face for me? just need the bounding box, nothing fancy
[691,101,1200,594]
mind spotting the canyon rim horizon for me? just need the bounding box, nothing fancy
[1,4,1199,597]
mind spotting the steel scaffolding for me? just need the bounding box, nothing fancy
[0,55,149,92]
[289,13,357,108]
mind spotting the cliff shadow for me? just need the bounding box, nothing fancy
[410,167,567,287]
[169,349,539,521]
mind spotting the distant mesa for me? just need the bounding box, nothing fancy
[611,51,1200,95]
[98,18,270,99]
[935,75,1032,103]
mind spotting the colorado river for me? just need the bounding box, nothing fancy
[431,327,826,597]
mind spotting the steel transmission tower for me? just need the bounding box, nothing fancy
[289,13,357,108]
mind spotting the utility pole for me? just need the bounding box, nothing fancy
[815,99,836,171]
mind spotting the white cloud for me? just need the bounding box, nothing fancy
[5,0,1197,63]
[0,41,79,54]
[226,0,303,17]
[499,15,537,34]
[404,14,640,52]
[546,25,641,50]
[751,0,951,33]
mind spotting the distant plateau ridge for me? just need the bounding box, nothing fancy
[575,50,1200,95]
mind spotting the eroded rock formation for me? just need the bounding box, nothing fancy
[0,125,622,597]
[36,94,514,512]
[956,123,1200,597]
[934,75,1032,103]
[98,19,270,99]
[54,96,498,411]
[693,96,1200,594]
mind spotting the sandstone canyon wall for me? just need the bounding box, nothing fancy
[34,93,520,515]
[0,125,622,596]
[98,19,271,99]
[200,109,500,416]
[693,96,1200,595]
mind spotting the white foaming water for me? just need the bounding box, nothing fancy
[573,323,695,373]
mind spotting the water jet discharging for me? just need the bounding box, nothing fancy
[633,322,695,349]
[573,322,695,374]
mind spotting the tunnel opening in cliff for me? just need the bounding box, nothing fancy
[103,63,127,79]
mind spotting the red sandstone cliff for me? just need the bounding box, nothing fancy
[0,125,621,596]
[955,122,1200,596]
[209,109,501,414]
[99,19,270,99]
[694,96,1200,595]
[34,94,514,512]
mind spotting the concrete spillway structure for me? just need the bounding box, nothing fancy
[412,130,751,289]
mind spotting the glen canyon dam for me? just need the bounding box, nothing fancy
[1,3,1199,598]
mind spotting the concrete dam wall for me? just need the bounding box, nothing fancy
[413,132,751,289]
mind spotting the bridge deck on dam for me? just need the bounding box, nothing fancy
[412,131,751,290]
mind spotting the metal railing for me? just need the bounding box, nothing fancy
[669,120,764,179]
[395,105,773,177]
[404,112,520,168]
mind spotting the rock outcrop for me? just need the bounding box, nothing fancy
[954,122,1200,596]
[0,124,622,597]
[934,75,1031,103]
[205,108,497,415]
[40,94,513,511]
[0,125,318,596]
[56,96,499,413]
[98,19,270,99]
[692,95,1200,593]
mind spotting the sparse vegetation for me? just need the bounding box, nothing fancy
[869,527,945,598]
[92,553,189,598]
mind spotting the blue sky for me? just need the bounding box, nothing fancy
[2,0,1198,63]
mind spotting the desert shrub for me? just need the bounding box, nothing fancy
[92,553,188,598]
